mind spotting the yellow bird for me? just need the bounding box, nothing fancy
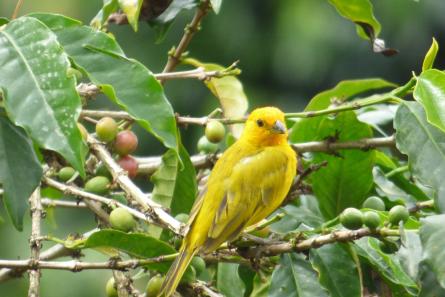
[160,107,297,296]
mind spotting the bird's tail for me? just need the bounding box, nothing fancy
[159,246,196,297]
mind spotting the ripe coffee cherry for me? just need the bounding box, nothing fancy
[109,207,136,232]
[96,117,118,142]
[118,155,138,178]
[105,277,118,297]
[205,120,225,143]
[362,196,385,211]
[340,208,363,230]
[84,176,110,195]
[114,130,138,156]
[58,167,76,182]
[197,136,218,154]
[388,205,409,225]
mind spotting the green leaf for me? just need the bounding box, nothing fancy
[33,15,179,152]
[90,0,119,29]
[184,58,248,137]
[419,262,445,297]
[0,116,43,230]
[375,151,429,202]
[28,13,81,30]
[301,79,396,112]
[118,0,144,31]
[328,0,381,39]
[217,263,245,297]
[84,229,175,272]
[398,231,422,281]
[394,102,445,211]
[151,143,197,215]
[289,79,394,219]
[210,0,222,13]
[271,195,323,233]
[0,17,9,26]
[251,274,270,297]
[413,69,445,132]
[292,112,374,219]
[269,253,329,297]
[422,38,438,71]
[310,243,361,297]
[354,237,418,295]
[0,17,86,176]
[420,215,445,289]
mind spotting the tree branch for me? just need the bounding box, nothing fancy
[161,1,211,78]
[87,136,182,235]
[28,188,42,297]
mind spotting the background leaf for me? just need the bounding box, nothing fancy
[0,17,86,176]
[419,215,445,289]
[269,253,329,297]
[217,263,245,297]
[0,116,43,230]
[413,69,445,132]
[394,102,445,211]
[310,243,361,297]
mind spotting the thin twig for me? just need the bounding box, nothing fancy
[42,177,153,226]
[28,188,42,297]
[11,0,24,19]
[87,136,182,235]
[41,198,88,209]
[161,1,211,79]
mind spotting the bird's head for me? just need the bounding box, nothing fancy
[241,107,289,146]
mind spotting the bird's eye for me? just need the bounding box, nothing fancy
[256,119,264,127]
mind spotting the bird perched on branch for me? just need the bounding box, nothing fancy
[160,106,297,296]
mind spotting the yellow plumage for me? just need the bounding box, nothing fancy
[159,107,297,296]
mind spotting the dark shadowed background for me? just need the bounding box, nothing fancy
[1,0,444,296]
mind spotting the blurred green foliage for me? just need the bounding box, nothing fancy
[1,0,445,296]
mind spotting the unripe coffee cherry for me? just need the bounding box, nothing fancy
[205,120,225,143]
[362,196,385,211]
[340,208,363,230]
[146,275,165,297]
[197,136,218,154]
[105,277,118,297]
[58,166,76,181]
[96,117,118,142]
[84,176,110,195]
[388,205,409,225]
[109,207,136,232]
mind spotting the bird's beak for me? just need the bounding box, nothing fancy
[271,120,286,134]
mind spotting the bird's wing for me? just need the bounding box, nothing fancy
[203,147,293,251]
